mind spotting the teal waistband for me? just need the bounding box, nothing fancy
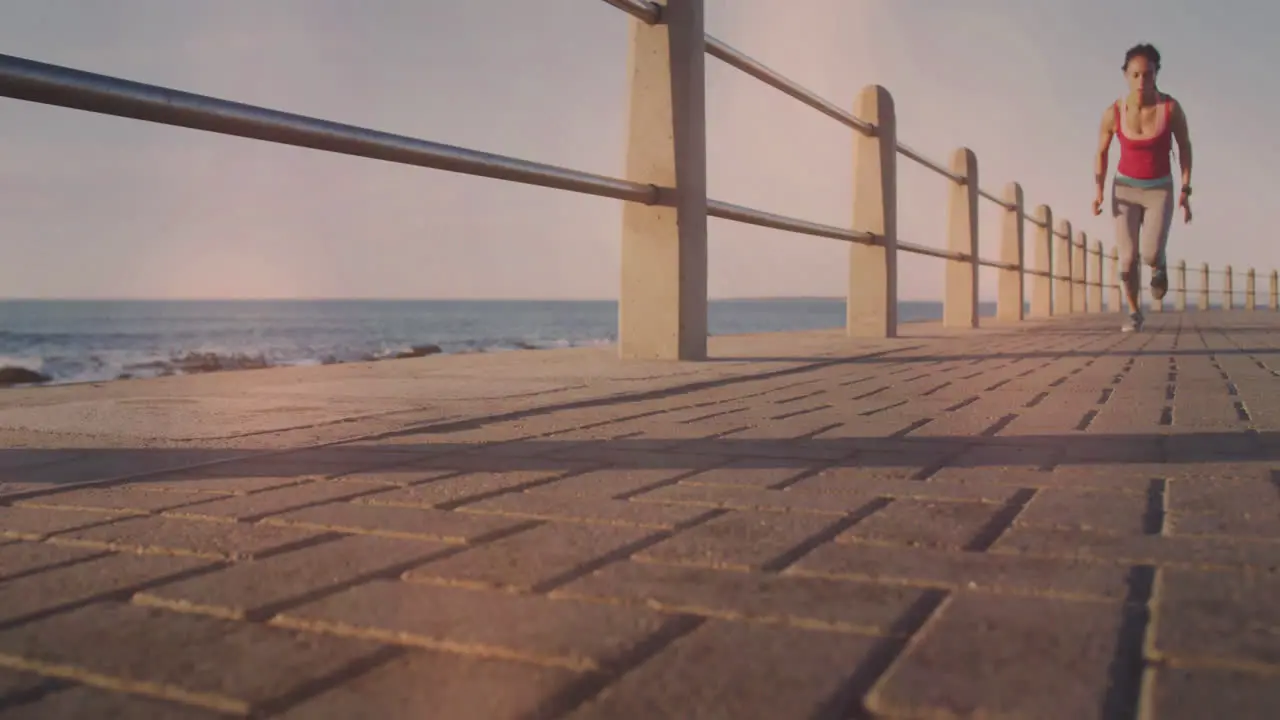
[1116,173,1173,189]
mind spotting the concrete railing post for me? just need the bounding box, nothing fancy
[1072,231,1087,312]
[1089,240,1104,312]
[997,183,1024,322]
[1224,266,1234,310]
[1109,247,1123,312]
[619,0,708,360]
[1246,268,1257,310]
[1175,260,1187,312]
[1272,270,1279,311]
[1054,220,1073,314]
[1199,262,1211,311]
[1030,206,1053,318]
[945,148,979,328]
[849,85,898,338]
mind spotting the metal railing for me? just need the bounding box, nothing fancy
[1,0,1272,360]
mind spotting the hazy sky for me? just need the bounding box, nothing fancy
[1,0,1275,300]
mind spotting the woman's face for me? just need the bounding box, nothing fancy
[1125,55,1157,96]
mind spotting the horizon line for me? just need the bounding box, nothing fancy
[0,295,996,303]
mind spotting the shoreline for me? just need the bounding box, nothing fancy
[0,313,986,392]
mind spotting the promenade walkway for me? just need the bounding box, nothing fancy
[1,310,1278,718]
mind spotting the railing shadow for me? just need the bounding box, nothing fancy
[2,430,1276,504]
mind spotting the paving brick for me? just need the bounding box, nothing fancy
[1167,511,1280,538]
[677,459,814,489]
[1165,476,1280,539]
[629,483,861,515]
[0,541,104,581]
[0,451,230,488]
[0,601,382,716]
[458,492,712,529]
[415,453,587,475]
[1016,487,1151,535]
[134,534,449,619]
[50,515,322,560]
[14,487,221,516]
[262,501,523,543]
[0,552,212,624]
[0,667,49,701]
[932,442,1062,472]
[355,470,562,510]
[118,473,307,495]
[552,560,930,634]
[0,684,227,719]
[324,465,459,487]
[271,579,670,671]
[275,649,582,720]
[1150,567,1280,667]
[566,620,878,720]
[527,468,692,499]
[1143,666,1280,720]
[214,447,413,476]
[991,525,1280,569]
[838,498,1007,550]
[865,593,1137,719]
[789,541,1133,600]
[160,480,376,522]
[0,506,118,540]
[636,478,1019,515]
[634,510,841,571]
[404,522,654,592]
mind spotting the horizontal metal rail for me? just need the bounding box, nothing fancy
[899,241,970,263]
[708,200,875,245]
[976,257,1019,272]
[976,187,1016,211]
[0,53,662,206]
[704,36,872,136]
[898,142,962,183]
[600,0,661,24]
[607,1,1067,255]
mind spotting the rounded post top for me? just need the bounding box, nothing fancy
[1002,181,1023,206]
[949,147,978,178]
[1056,218,1072,236]
[1035,204,1052,224]
[1177,259,1186,269]
[854,84,895,129]
[1093,238,1103,251]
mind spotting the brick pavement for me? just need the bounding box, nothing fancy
[1,310,1279,718]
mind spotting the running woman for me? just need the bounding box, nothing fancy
[1093,43,1193,332]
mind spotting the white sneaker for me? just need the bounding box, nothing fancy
[1122,311,1144,333]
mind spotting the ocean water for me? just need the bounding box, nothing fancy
[0,298,996,385]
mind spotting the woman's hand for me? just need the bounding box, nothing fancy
[1092,187,1105,216]
[1180,191,1193,223]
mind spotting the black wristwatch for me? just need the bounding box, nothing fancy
[1181,185,1192,196]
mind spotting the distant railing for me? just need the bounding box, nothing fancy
[0,0,1271,360]
[1153,263,1280,313]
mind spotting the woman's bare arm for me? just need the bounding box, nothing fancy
[1170,100,1192,188]
[1095,105,1116,194]
[1093,105,1116,212]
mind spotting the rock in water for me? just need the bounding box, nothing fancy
[393,344,443,359]
[0,366,51,387]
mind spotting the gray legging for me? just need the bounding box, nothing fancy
[1112,180,1174,275]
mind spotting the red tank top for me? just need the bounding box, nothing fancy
[1115,97,1174,180]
